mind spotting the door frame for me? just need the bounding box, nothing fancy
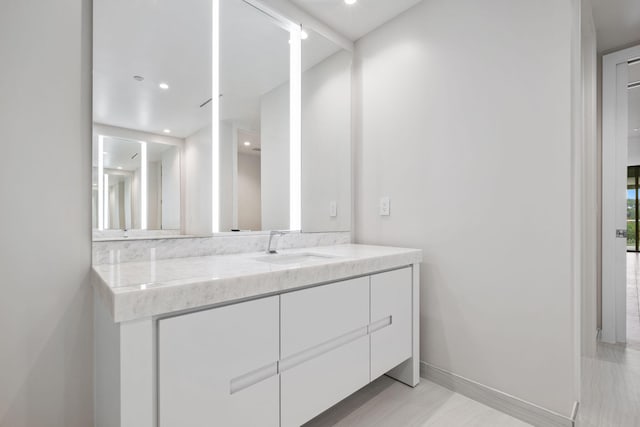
[602,44,640,344]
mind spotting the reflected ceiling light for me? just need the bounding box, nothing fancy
[103,151,108,155]
[159,82,170,90]
[301,30,309,40]
[117,166,123,170]
[244,141,251,146]
[635,128,640,132]
[345,0,357,5]
[163,129,171,133]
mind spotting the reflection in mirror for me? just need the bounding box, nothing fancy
[219,0,291,232]
[101,137,140,231]
[93,0,211,239]
[92,136,181,234]
[302,29,352,232]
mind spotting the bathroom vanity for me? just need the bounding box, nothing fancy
[93,244,421,427]
[90,0,416,424]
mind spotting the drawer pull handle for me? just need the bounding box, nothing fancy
[279,326,369,373]
[369,316,392,334]
[230,362,278,395]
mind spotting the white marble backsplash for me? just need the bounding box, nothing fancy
[92,231,352,265]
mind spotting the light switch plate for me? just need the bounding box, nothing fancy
[379,197,390,216]
[329,201,337,217]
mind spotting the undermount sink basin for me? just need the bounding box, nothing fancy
[254,252,337,265]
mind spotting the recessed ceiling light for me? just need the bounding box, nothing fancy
[301,30,309,40]
[244,141,251,146]
[163,129,171,133]
[103,151,108,155]
[345,0,357,5]
[635,128,640,132]
[159,82,169,90]
[117,166,123,170]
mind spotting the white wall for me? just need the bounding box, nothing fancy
[354,0,578,417]
[147,161,161,229]
[237,153,262,230]
[132,167,142,229]
[0,0,93,426]
[628,136,640,165]
[161,147,181,229]
[261,83,290,230]
[184,122,235,234]
[185,125,213,234]
[220,121,234,232]
[302,50,352,233]
[108,179,123,229]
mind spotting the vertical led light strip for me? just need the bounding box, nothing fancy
[98,135,104,230]
[289,27,302,230]
[211,0,220,233]
[103,173,109,229]
[140,141,148,230]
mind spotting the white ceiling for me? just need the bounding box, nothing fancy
[94,0,344,138]
[102,136,174,171]
[289,0,423,41]
[591,0,640,53]
[93,0,212,139]
[238,129,261,155]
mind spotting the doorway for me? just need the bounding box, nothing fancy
[602,44,640,344]
[627,167,639,252]
[601,46,640,343]
[626,59,640,347]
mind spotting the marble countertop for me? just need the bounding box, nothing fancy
[92,244,422,323]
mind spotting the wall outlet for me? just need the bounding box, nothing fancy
[329,201,337,217]
[379,197,390,216]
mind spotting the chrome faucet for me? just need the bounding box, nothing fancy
[266,230,287,254]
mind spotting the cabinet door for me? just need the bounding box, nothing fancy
[370,267,413,380]
[280,276,369,358]
[280,278,370,427]
[280,336,370,427]
[158,297,279,427]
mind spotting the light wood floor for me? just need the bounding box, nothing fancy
[304,346,640,427]
[574,253,640,426]
[578,343,640,426]
[304,376,529,427]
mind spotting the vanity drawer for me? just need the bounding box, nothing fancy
[370,267,413,380]
[280,334,370,427]
[158,296,280,427]
[280,276,369,358]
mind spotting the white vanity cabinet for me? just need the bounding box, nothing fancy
[155,268,415,427]
[280,277,370,427]
[370,268,413,380]
[93,245,421,427]
[158,296,280,427]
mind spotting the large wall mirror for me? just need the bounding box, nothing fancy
[92,0,351,240]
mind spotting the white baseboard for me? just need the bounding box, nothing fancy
[420,362,577,427]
